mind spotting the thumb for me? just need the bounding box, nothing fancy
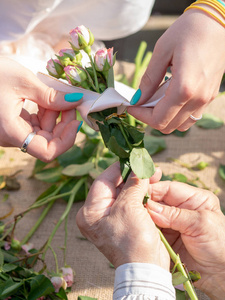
[146,200,200,235]
[21,70,83,111]
[116,172,149,206]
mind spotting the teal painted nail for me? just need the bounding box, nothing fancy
[130,89,141,105]
[76,121,83,133]
[65,93,83,102]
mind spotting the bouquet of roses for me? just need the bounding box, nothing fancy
[44,25,200,300]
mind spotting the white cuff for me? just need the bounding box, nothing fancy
[114,263,175,300]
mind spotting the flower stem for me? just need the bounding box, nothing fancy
[158,229,198,300]
[49,245,59,274]
[89,55,99,93]
[42,177,86,260]
[118,123,133,151]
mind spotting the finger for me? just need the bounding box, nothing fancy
[147,181,220,210]
[84,162,123,213]
[52,109,77,137]
[149,167,162,184]
[146,201,200,236]
[39,110,60,132]
[176,107,205,132]
[137,42,171,105]
[19,69,83,111]
[116,172,149,206]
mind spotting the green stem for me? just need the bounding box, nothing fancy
[42,177,86,260]
[118,123,133,151]
[63,215,68,267]
[21,201,54,245]
[49,245,59,274]
[158,230,198,300]
[89,55,99,93]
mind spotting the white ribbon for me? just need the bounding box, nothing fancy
[37,72,170,130]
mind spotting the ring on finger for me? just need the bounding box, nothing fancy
[21,132,36,153]
[189,114,202,121]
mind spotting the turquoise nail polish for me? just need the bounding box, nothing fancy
[165,76,169,81]
[130,89,142,105]
[76,121,83,133]
[65,93,83,102]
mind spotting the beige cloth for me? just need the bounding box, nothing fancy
[1,63,225,299]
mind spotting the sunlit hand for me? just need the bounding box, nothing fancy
[76,163,170,270]
[128,9,225,133]
[0,57,83,162]
[147,181,225,300]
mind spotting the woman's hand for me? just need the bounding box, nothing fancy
[128,9,225,133]
[0,57,83,161]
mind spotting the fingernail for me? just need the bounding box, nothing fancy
[130,89,141,105]
[65,93,83,102]
[148,201,163,213]
[76,121,83,133]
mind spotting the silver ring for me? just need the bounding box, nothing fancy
[21,132,36,153]
[189,114,202,121]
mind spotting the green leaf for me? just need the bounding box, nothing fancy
[107,136,130,158]
[144,136,166,155]
[188,270,201,282]
[175,288,186,300]
[172,173,187,183]
[0,278,24,298]
[172,272,188,286]
[58,145,88,167]
[2,263,18,273]
[130,148,155,179]
[196,113,224,129]
[150,129,165,136]
[32,159,48,176]
[106,67,115,88]
[62,162,94,177]
[97,122,111,145]
[160,173,173,181]
[55,287,68,300]
[111,127,129,149]
[172,129,190,137]
[125,125,144,146]
[28,275,54,300]
[219,164,225,181]
[35,167,63,183]
[35,184,58,202]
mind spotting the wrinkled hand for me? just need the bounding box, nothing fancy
[76,163,170,270]
[147,181,225,300]
[0,57,83,162]
[128,9,225,133]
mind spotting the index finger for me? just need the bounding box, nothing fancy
[148,181,220,211]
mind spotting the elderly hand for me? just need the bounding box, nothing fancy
[147,181,225,300]
[128,8,225,133]
[76,163,170,270]
[0,57,83,162]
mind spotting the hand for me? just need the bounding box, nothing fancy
[146,181,225,300]
[0,57,83,162]
[128,9,225,133]
[76,163,170,270]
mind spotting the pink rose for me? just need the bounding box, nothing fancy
[58,48,82,67]
[59,48,75,57]
[69,25,94,53]
[61,267,74,287]
[64,65,87,86]
[46,58,64,78]
[51,276,67,293]
[94,48,114,72]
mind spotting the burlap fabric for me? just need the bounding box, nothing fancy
[1,65,224,299]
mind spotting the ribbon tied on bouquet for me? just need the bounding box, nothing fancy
[37,72,170,131]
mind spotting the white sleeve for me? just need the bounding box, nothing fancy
[113,263,175,300]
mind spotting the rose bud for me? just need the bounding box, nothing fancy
[57,48,82,67]
[61,267,74,288]
[51,276,67,293]
[11,238,21,251]
[64,65,88,88]
[22,242,34,255]
[46,58,64,78]
[94,48,115,72]
[69,25,94,55]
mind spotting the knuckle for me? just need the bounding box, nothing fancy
[44,87,57,106]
